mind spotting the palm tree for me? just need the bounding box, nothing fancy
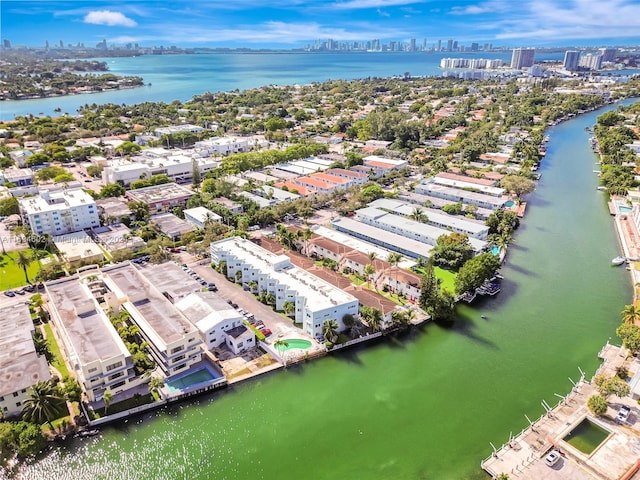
[387,252,403,294]
[621,304,640,325]
[368,251,377,263]
[21,381,66,431]
[365,307,384,332]
[282,300,295,317]
[364,263,376,289]
[15,250,33,284]
[322,319,339,343]
[102,390,113,415]
[274,339,290,366]
[148,377,165,397]
[410,207,428,223]
[297,227,313,256]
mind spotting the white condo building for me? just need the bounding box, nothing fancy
[102,155,218,186]
[510,48,535,69]
[211,237,359,340]
[20,189,100,235]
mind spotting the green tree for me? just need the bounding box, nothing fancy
[454,253,501,295]
[282,301,295,317]
[419,260,440,310]
[149,376,165,396]
[15,250,33,284]
[594,373,631,399]
[364,263,376,289]
[128,201,150,222]
[100,183,126,198]
[431,233,474,270]
[617,323,640,354]
[102,390,113,415]
[60,377,82,403]
[274,339,290,366]
[322,319,339,343]
[587,394,608,416]
[192,160,201,190]
[500,175,536,199]
[21,381,66,431]
[621,304,640,325]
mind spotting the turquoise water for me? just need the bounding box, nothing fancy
[280,339,312,351]
[0,51,565,120]
[165,367,219,393]
[491,245,500,256]
[504,200,516,208]
[620,205,632,213]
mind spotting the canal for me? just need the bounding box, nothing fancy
[15,100,636,480]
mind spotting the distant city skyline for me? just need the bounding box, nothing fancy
[2,0,640,50]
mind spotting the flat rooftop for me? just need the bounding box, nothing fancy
[175,291,244,333]
[54,231,105,263]
[398,192,494,219]
[104,264,198,349]
[143,262,202,301]
[0,304,51,397]
[416,183,507,208]
[331,216,435,259]
[369,198,489,236]
[125,183,194,204]
[47,276,129,364]
[212,237,357,311]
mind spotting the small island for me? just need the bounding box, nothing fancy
[0,51,144,101]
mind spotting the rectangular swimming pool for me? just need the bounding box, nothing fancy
[165,367,223,393]
[562,418,610,454]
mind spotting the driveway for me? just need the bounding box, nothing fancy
[188,259,307,343]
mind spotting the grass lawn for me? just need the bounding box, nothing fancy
[434,266,456,294]
[0,249,52,290]
[96,393,154,417]
[346,274,366,286]
[43,323,70,378]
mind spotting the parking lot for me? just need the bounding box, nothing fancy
[187,259,309,344]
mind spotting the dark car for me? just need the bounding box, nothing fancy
[4,290,15,297]
[15,289,25,295]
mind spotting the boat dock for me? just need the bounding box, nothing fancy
[481,343,640,479]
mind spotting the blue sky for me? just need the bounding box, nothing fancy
[2,0,640,49]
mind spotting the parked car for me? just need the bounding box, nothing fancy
[4,290,15,297]
[207,286,218,292]
[617,406,631,423]
[260,328,272,337]
[544,450,561,467]
[15,289,25,295]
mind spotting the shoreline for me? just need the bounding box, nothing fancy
[481,98,640,480]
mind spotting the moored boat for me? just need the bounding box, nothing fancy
[611,256,626,266]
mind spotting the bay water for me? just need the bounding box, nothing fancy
[12,100,635,479]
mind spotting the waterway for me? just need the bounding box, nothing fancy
[0,51,570,120]
[11,100,636,479]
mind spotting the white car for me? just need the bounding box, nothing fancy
[544,450,561,467]
[617,406,631,424]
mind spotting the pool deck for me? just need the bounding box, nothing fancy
[481,344,640,480]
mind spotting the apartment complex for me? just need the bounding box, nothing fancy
[125,183,194,213]
[0,304,52,417]
[20,189,100,235]
[510,48,535,69]
[46,273,140,403]
[210,237,359,340]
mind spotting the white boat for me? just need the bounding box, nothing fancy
[597,186,607,191]
[612,256,626,266]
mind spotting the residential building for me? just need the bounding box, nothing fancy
[210,237,359,340]
[95,197,133,224]
[8,150,33,167]
[175,292,255,354]
[46,272,141,403]
[20,189,100,235]
[125,183,194,213]
[102,156,218,186]
[579,53,603,71]
[331,216,436,260]
[0,304,52,417]
[414,183,507,210]
[324,168,368,186]
[183,206,222,229]
[599,48,617,62]
[563,50,581,71]
[151,213,196,241]
[54,231,105,267]
[369,198,490,240]
[102,263,203,376]
[91,224,146,255]
[427,175,505,197]
[362,155,409,178]
[376,266,422,303]
[154,124,205,137]
[194,136,250,155]
[510,48,535,69]
[0,167,34,186]
[354,206,487,253]
[211,197,243,214]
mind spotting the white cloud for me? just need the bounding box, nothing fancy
[332,0,424,10]
[84,10,137,27]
